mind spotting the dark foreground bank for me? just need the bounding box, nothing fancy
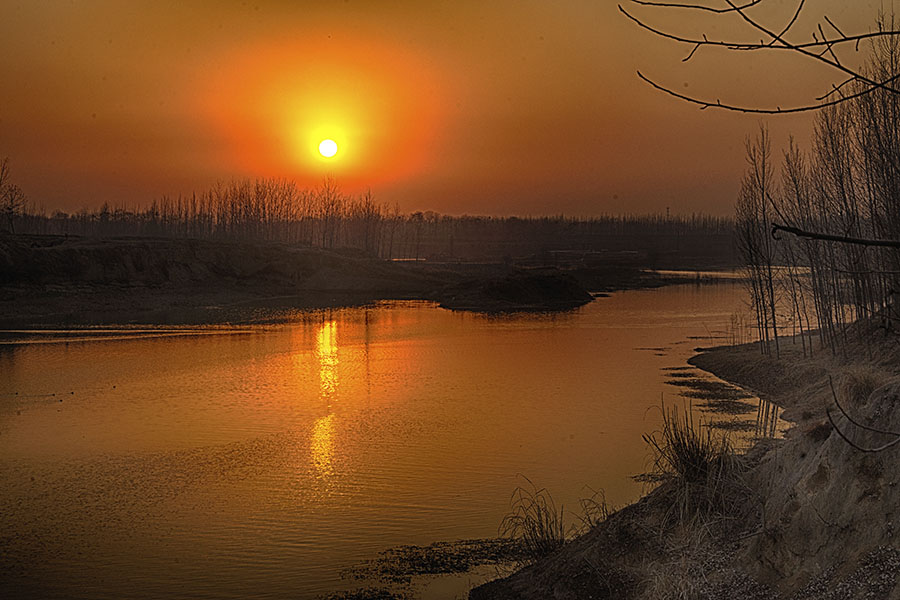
[0,235,695,326]
[471,334,900,599]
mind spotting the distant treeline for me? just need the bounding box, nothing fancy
[737,26,900,356]
[9,176,735,267]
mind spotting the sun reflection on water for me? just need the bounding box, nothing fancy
[316,321,338,400]
[311,320,339,480]
[310,413,335,479]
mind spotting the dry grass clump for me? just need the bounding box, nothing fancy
[634,503,777,600]
[639,557,706,600]
[643,404,743,523]
[636,523,723,600]
[836,365,890,406]
[576,485,611,532]
[499,476,567,562]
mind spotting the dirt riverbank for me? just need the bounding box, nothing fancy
[471,333,900,599]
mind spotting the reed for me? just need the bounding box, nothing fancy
[498,476,567,562]
[643,403,740,522]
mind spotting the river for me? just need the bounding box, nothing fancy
[0,282,774,599]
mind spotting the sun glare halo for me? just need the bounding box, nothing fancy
[202,35,448,185]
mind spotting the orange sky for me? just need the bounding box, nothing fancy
[0,1,894,216]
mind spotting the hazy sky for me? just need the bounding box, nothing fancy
[0,0,895,216]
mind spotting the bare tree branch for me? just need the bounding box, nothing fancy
[768,0,805,50]
[723,0,900,96]
[826,377,900,453]
[620,4,900,54]
[628,0,763,14]
[829,377,900,436]
[824,15,846,39]
[826,410,900,452]
[621,0,900,113]
[771,222,900,248]
[636,71,891,114]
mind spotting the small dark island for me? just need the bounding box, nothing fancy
[436,269,594,312]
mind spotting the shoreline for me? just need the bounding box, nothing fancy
[0,234,730,328]
[0,274,735,333]
[470,335,900,599]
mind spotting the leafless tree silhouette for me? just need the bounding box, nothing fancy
[736,126,781,356]
[0,158,26,234]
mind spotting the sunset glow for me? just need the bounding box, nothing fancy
[0,2,890,215]
[6,2,898,599]
[199,32,447,191]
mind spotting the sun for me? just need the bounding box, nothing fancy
[318,139,338,158]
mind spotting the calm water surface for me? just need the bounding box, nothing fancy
[1,284,764,599]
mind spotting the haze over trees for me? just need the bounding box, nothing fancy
[8,177,735,267]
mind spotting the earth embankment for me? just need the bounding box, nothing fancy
[0,235,602,325]
[0,235,449,325]
[472,335,900,599]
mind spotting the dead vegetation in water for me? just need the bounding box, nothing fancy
[699,398,757,415]
[664,375,760,421]
[342,538,529,585]
[708,418,756,433]
[664,371,700,379]
[665,377,754,400]
[340,483,612,598]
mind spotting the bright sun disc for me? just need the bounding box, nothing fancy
[318,139,338,158]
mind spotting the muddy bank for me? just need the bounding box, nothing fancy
[0,234,713,326]
[0,235,612,326]
[471,336,900,599]
[0,235,445,326]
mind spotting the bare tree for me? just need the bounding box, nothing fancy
[736,126,781,355]
[0,158,27,234]
[620,0,900,113]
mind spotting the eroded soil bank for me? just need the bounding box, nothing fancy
[471,334,900,600]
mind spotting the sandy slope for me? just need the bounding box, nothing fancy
[471,334,900,600]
